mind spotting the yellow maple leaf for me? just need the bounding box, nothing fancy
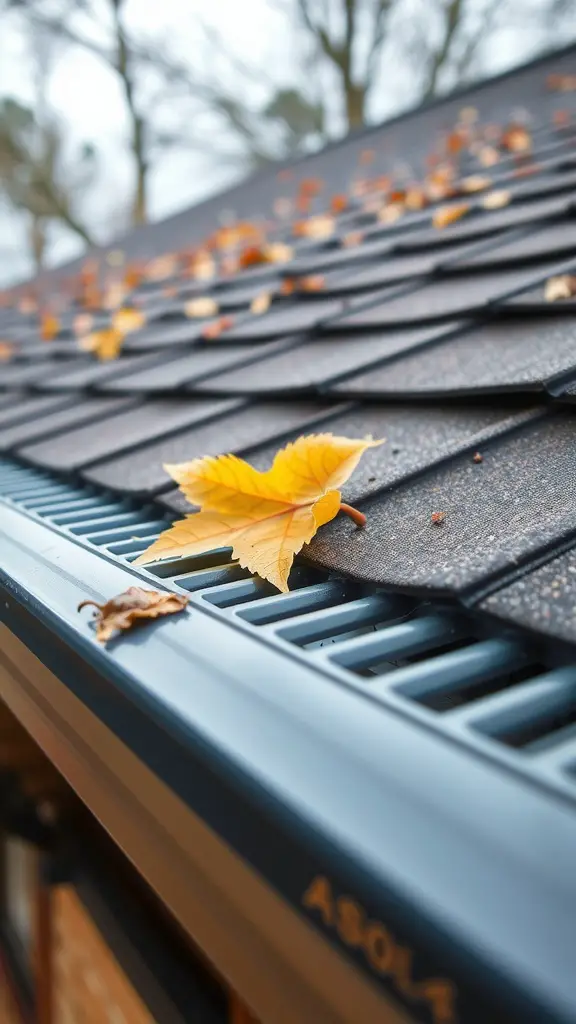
[79,327,124,361]
[136,434,383,592]
[80,307,145,360]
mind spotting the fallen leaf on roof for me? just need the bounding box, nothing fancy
[79,327,124,361]
[405,186,427,210]
[501,124,532,153]
[78,586,188,644]
[481,189,511,210]
[279,278,296,296]
[40,313,60,341]
[297,274,325,293]
[293,214,335,240]
[135,434,383,593]
[264,241,294,263]
[478,145,500,167]
[250,291,272,315]
[145,254,178,281]
[185,296,219,318]
[446,129,466,155]
[547,74,576,92]
[188,251,216,280]
[201,315,234,340]
[378,202,404,224]
[237,245,269,269]
[544,275,576,302]
[431,511,446,525]
[330,194,348,214]
[473,452,483,464]
[112,307,146,335]
[103,281,129,310]
[432,202,470,229]
[298,177,324,197]
[341,230,364,248]
[460,174,491,193]
[0,341,13,361]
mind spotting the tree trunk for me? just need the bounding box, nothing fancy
[131,114,147,225]
[30,215,47,271]
[345,83,366,130]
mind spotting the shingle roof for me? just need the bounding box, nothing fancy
[2,43,576,646]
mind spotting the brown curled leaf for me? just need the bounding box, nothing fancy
[40,313,60,341]
[250,291,272,315]
[201,315,234,340]
[292,214,335,240]
[481,190,511,210]
[184,296,219,318]
[547,74,576,93]
[432,202,470,229]
[78,586,188,644]
[431,511,446,525]
[544,275,576,302]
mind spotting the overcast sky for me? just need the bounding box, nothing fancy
[1,0,574,286]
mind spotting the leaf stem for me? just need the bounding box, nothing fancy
[339,502,366,527]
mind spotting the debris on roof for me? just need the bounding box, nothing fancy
[2,44,576,639]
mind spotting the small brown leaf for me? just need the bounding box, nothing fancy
[263,241,294,263]
[460,174,492,193]
[341,230,364,248]
[544,275,576,302]
[79,327,124,361]
[40,313,60,341]
[279,278,296,296]
[432,202,470,229]
[478,145,500,167]
[547,74,576,92]
[184,297,219,318]
[378,202,404,224]
[405,186,427,210]
[297,274,325,293]
[188,251,216,281]
[250,291,272,315]
[145,254,178,281]
[293,214,335,240]
[330,194,348,214]
[473,452,483,464]
[78,586,188,644]
[501,124,532,153]
[112,307,146,335]
[481,189,511,210]
[201,315,234,340]
[431,511,446,525]
[103,281,129,310]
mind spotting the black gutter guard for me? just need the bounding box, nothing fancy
[2,459,576,1023]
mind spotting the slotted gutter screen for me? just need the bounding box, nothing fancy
[3,454,576,805]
